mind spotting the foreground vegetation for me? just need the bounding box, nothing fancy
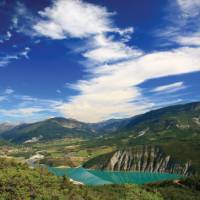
[0,158,200,200]
[0,158,161,200]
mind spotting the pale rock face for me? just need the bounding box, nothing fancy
[24,136,43,143]
[26,153,44,167]
[193,117,200,125]
[176,123,190,129]
[85,146,194,176]
[137,128,149,137]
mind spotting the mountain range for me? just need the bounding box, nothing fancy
[1,101,200,174]
[83,101,200,174]
[1,101,200,144]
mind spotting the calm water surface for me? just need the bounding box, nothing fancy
[48,167,182,185]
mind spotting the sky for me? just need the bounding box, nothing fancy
[0,0,200,123]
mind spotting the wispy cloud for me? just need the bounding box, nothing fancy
[11,1,35,34]
[0,47,31,68]
[177,0,200,17]
[0,92,63,123]
[156,0,200,46]
[5,88,15,95]
[0,107,43,117]
[0,2,33,69]
[0,31,12,44]
[0,55,19,68]
[56,89,61,94]
[83,34,142,64]
[152,82,186,93]
[176,32,200,46]
[32,0,200,122]
[20,47,31,59]
[6,31,12,40]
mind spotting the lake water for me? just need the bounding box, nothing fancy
[48,167,182,185]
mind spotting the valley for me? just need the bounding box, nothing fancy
[0,102,200,199]
[1,102,200,172]
[0,137,115,168]
[1,0,200,198]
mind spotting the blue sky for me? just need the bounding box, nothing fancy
[0,0,200,123]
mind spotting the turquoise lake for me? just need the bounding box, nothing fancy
[48,167,182,186]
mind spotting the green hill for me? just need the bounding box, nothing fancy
[0,117,93,143]
[83,102,200,174]
[2,102,200,144]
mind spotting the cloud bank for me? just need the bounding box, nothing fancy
[33,0,200,122]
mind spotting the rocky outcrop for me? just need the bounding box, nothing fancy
[193,117,200,125]
[83,146,194,176]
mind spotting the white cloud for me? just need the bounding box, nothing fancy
[177,0,200,17]
[33,0,133,41]
[34,0,136,63]
[176,32,200,46]
[12,17,18,28]
[58,47,200,122]
[0,31,12,44]
[34,0,115,39]
[16,95,63,109]
[155,0,200,47]
[11,2,36,36]
[83,35,142,63]
[5,88,14,95]
[174,0,200,46]
[56,89,61,94]
[33,0,200,122]
[0,47,31,68]
[0,108,43,117]
[6,31,12,40]
[0,55,19,68]
[0,93,63,123]
[152,82,186,93]
[20,47,31,59]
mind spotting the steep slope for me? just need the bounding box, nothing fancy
[90,118,131,133]
[83,102,200,175]
[90,101,200,137]
[118,101,200,138]
[83,146,194,176]
[0,117,93,143]
[0,123,15,134]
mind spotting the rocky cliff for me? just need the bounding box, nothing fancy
[83,146,194,176]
